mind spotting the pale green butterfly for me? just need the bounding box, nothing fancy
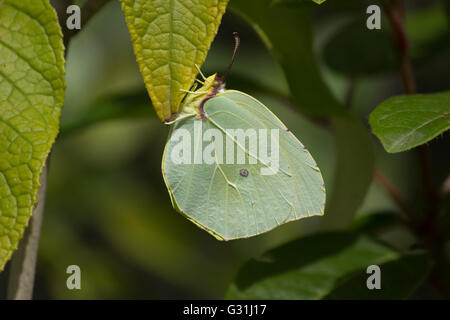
[162,33,325,241]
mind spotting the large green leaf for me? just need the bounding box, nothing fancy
[323,19,396,76]
[0,0,65,271]
[120,0,228,122]
[324,252,431,299]
[162,88,325,240]
[226,231,430,299]
[369,91,450,153]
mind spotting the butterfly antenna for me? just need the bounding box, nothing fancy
[220,32,240,83]
[195,64,207,81]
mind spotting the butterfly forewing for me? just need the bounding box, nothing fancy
[162,90,325,240]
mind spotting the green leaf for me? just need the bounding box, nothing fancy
[226,232,430,299]
[323,19,396,76]
[120,0,229,122]
[0,0,65,271]
[349,211,404,234]
[162,88,325,240]
[369,91,450,153]
[324,252,431,299]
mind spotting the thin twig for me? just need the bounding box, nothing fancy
[6,164,48,300]
[381,0,416,94]
[374,169,413,220]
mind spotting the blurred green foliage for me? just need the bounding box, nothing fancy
[323,4,449,76]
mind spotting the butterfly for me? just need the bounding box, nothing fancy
[162,33,325,240]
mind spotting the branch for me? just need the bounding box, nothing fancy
[344,76,356,108]
[381,0,437,218]
[6,164,48,300]
[374,169,413,221]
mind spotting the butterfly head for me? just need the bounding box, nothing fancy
[171,33,239,121]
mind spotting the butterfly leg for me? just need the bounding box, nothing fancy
[180,89,208,95]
